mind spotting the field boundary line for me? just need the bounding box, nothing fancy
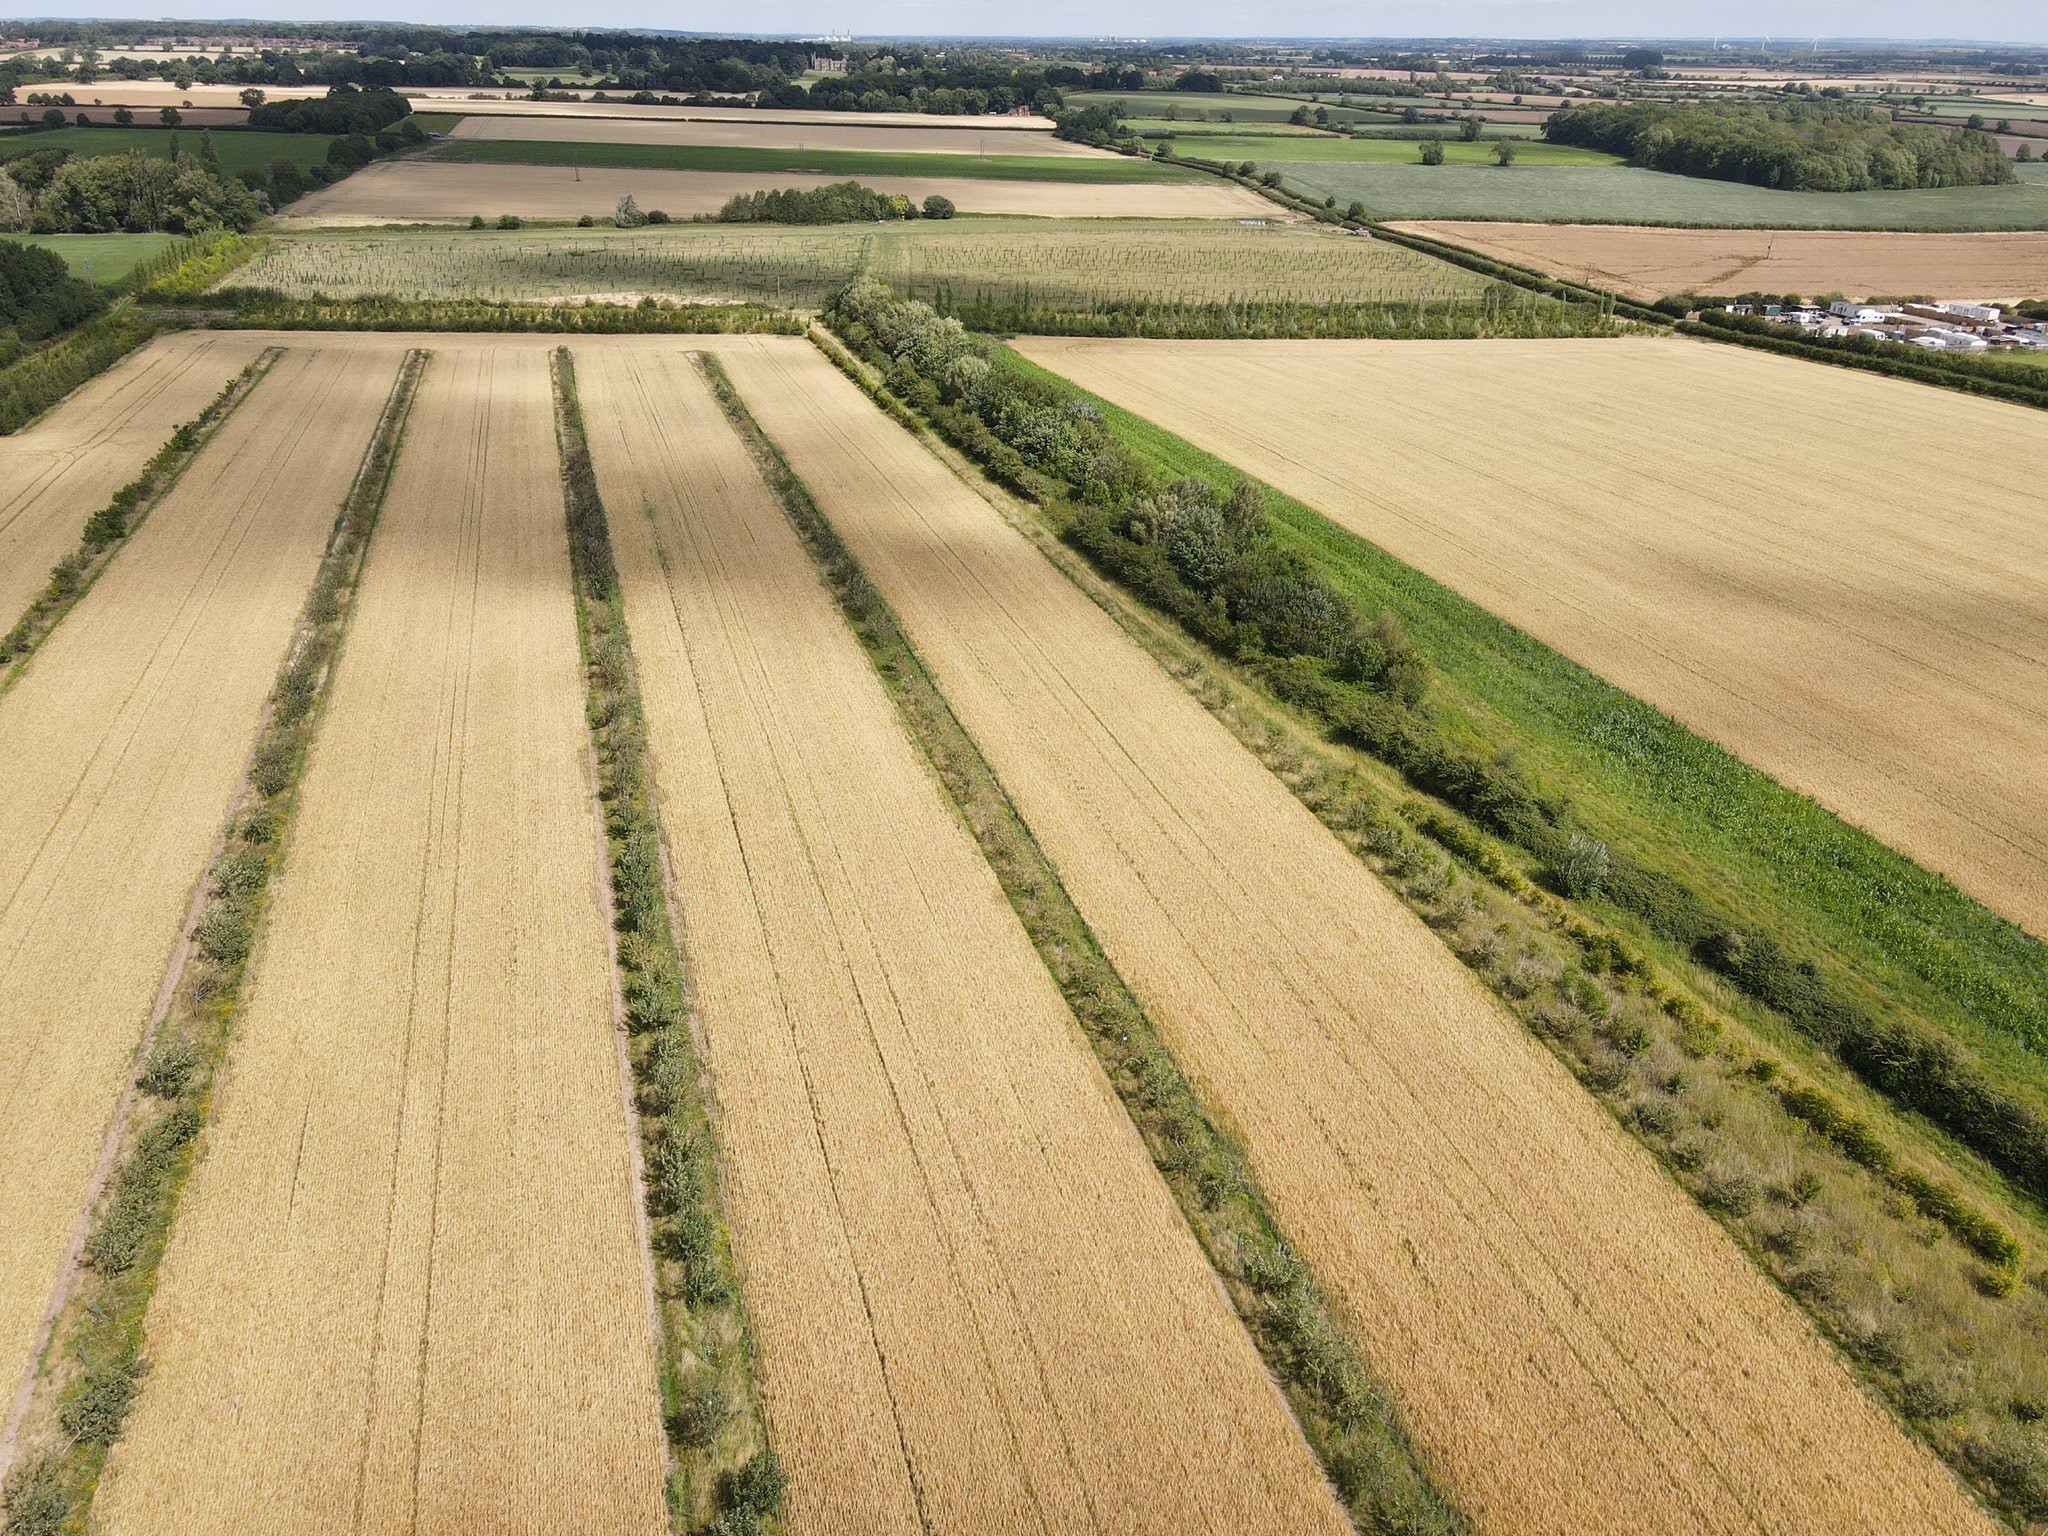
[698,348,1470,1536]
[0,347,428,1534]
[549,346,784,1536]
[0,347,280,693]
[810,319,2038,1530]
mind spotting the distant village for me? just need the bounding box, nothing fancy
[1724,297,2048,353]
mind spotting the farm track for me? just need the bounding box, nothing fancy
[1016,335,2048,941]
[0,332,266,629]
[575,342,1348,1536]
[92,346,668,1536]
[0,347,394,1430]
[717,337,2001,1536]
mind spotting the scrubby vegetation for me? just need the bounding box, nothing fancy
[0,238,104,358]
[1545,99,2016,190]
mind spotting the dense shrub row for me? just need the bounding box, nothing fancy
[938,288,1613,340]
[0,306,172,434]
[0,239,103,355]
[1545,99,2016,190]
[715,180,953,224]
[828,275,2048,1209]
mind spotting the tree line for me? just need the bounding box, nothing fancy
[1544,99,2016,191]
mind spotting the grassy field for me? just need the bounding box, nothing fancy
[1264,159,2048,228]
[3,232,179,284]
[1168,133,1621,165]
[725,335,2004,1536]
[428,136,1198,182]
[1062,89,1339,122]
[0,124,337,175]
[228,219,1493,308]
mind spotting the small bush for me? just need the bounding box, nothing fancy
[496,213,522,229]
[1553,832,1610,899]
[1969,1424,2048,1514]
[59,1356,149,1446]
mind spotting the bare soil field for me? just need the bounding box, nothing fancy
[278,161,1272,224]
[1396,220,2048,300]
[1019,335,2048,940]
[0,332,263,627]
[0,347,392,1428]
[446,113,1110,156]
[717,338,1999,1536]
[94,343,668,1535]
[577,341,1347,1536]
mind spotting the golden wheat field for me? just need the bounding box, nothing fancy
[577,340,1348,1536]
[1017,334,2048,940]
[92,344,668,1536]
[0,346,392,1425]
[0,332,265,629]
[1393,221,2048,301]
[278,161,1278,225]
[717,339,2000,1536]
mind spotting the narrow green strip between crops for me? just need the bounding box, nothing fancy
[0,349,426,1536]
[0,347,277,690]
[700,347,1469,1536]
[549,349,783,1536]
[431,137,1202,183]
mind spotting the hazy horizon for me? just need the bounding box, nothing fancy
[0,5,2044,48]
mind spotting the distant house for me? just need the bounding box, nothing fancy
[1722,303,1754,316]
[810,54,846,74]
[1829,301,1885,323]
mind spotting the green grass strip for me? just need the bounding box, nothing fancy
[0,348,277,687]
[549,349,783,1536]
[0,349,426,1536]
[432,137,1201,183]
[698,348,1469,1536]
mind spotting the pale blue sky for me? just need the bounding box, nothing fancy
[0,2,2040,45]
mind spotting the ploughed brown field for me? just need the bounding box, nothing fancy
[1018,334,2048,941]
[0,332,264,629]
[0,347,391,1431]
[576,340,1348,1536]
[1394,220,2048,301]
[717,336,2000,1536]
[94,342,670,1535]
[277,161,1277,225]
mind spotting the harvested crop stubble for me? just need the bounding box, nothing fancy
[92,346,668,1536]
[446,114,1112,156]
[718,339,2000,1536]
[0,347,390,1430]
[277,161,1277,226]
[1016,335,2048,941]
[0,332,265,627]
[574,341,1347,1536]
[1391,221,2048,302]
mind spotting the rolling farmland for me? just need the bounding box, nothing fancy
[1016,335,2048,941]
[715,338,2000,1536]
[444,113,1112,155]
[92,343,669,1535]
[0,347,393,1433]
[574,341,1348,1536]
[0,332,264,627]
[1393,222,2048,301]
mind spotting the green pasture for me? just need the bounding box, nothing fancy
[428,137,1200,183]
[3,230,180,283]
[0,124,336,175]
[1173,133,1620,165]
[1265,159,2048,228]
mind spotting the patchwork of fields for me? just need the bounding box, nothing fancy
[1394,221,2048,301]
[1018,334,2048,940]
[444,113,1111,156]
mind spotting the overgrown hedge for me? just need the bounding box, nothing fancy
[827,276,2048,1209]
